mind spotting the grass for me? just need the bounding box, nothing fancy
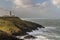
[0,19,21,35]
[0,17,44,36]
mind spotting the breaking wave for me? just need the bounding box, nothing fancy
[17,19,60,40]
[27,26,60,40]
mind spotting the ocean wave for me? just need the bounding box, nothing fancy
[27,26,60,40]
[16,26,60,40]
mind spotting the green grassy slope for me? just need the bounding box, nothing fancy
[0,17,44,35]
[0,17,44,39]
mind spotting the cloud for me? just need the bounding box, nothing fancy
[12,0,57,18]
[13,0,33,8]
[36,2,48,9]
[51,0,60,8]
[0,8,9,16]
[0,0,59,18]
[13,1,53,18]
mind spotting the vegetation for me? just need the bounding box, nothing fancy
[0,16,44,40]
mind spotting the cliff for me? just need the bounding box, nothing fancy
[0,16,45,40]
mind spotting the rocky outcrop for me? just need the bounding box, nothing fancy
[0,30,23,40]
[0,17,45,40]
[24,35,36,39]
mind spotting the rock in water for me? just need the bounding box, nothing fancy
[24,35,36,39]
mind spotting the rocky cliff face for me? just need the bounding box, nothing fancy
[0,17,45,40]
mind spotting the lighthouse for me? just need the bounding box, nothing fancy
[9,11,15,17]
[10,11,12,16]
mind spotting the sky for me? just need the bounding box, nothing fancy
[0,0,60,19]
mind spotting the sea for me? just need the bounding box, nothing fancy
[17,19,60,40]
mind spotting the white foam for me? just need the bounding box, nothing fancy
[27,26,56,35]
[24,36,50,40]
[26,26,58,40]
[16,26,59,40]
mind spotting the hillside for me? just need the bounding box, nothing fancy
[0,16,45,40]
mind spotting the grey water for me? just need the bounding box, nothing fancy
[17,19,60,40]
[24,19,60,40]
